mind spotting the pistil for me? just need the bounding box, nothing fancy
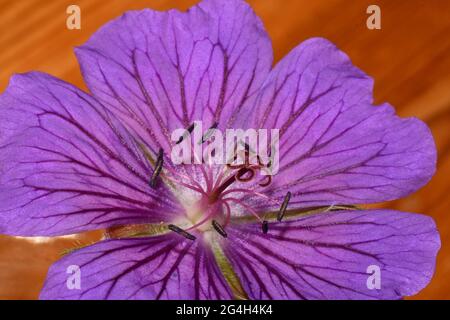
[208,167,253,203]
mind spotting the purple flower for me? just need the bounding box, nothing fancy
[0,0,440,300]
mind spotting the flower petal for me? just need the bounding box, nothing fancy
[75,0,272,155]
[248,38,436,207]
[40,234,233,300]
[223,209,440,299]
[0,72,181,236]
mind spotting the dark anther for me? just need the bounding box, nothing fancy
[199,122,218,144]
[168,224,196,241]
[212,220,228,238]
[277,191,291,221]
[150,148,163,188]
[176,123,196,144]
[262,220,269,234]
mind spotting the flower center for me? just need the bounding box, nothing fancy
[115,143,287,241]
[176,147,276,238]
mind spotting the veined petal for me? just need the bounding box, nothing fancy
[223,210,440,300]
[0,72,181,236]
[247,38,436,207]
[75,0,272,156]
[40,234,233,300]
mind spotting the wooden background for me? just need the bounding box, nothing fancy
[0,0,449,299]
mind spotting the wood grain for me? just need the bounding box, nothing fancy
[0,0,449,300]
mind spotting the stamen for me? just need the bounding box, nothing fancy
[176,123,196,145]
[221,188,280,207]
[277,191,291,221]
[150,148,163,188]
[262,220,269,234]
[185,205,216,231]
[168,224,196,241]
[223,142,274,189]
[223,197,263,223]
[212,220,228,238]
[199,122,218,144]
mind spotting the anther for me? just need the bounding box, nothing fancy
[212,220,228,238]
[176,123,196,145]
[199,122,218,144]
[277,191,291,221]
[150,148,163,188]
[262,220,269,234]
[168,224,196,241]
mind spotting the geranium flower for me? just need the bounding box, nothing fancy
[0,0,440,300]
